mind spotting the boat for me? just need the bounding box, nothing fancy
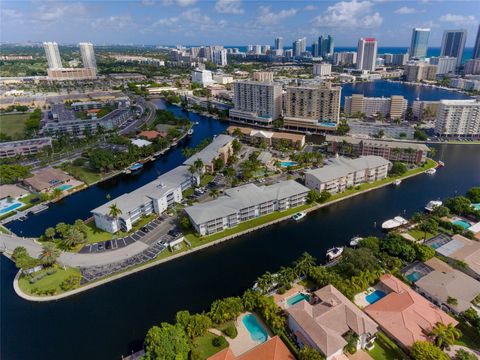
[425,168,436,175]
[187,128,194,137]
[393,179,402,186]
[326,247,344,261]
[194,121,199,125]
[349,236,363,247]
[128,163,143,173]
[381,216,408,230]
[292,212,306,221]
[425,200,442,212]
[438,160,445,167]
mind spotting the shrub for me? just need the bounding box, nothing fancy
[223,325,238,339]
[72,158,85,166]
[46,267,57,275]
[59,275,81,291]
[212,336,228,348]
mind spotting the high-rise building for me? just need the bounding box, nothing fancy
[333,52,357,66]
[212,49,228,66]
[435,99,480,137]
[473,25,480,59]
[292,38,306,57]
[464,58,480,75]
[261,45,270,54]
[429,56,457,75]
[79,42,97,69]
[357,38,378,72]
[313,63,332,77]
[441,29,467,67]
[312,43,319,57]
[43,41,63,69]
[252,71,274,82]
[404,62,438,82]
[409,28,430,59]
[247,45,254,53]
[283,83,341,133]
[274,37,283,50]
[391,53,409,66]
[254,45,262,55]
[382,53,393,65]
[191,68,214,87]
[230,81,283,126]
[318,35,334,58]
[344,94,408,119]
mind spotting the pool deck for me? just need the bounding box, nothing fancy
[228,312,272,357]
[272,283,307,309]
[354,287,378,309]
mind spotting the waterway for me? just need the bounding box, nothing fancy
[2,91,479,360]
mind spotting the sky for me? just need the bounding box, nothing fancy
[1,0,479,47]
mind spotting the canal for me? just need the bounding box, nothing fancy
[2,89,479,360]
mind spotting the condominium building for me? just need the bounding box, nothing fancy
[464,59,480,75]
[409,28,430,59]
[184,180,310,235]
[357,38,378,72]
[412,100,440,120]
[0,137,53,158]
[252,71,274,82]
[79,42,97,70]
[347,120,415,139]
[382,53,393,65]
[318,35,334,58]
[191,68,214,86]
[230,81,283,126]
[305,156,391,194]
[292,38,307,57]
[392,53,409,66]
[227,126,305,149]
[333,51,357,66]
[429,56,457,75]
[344,94,407,119]
[474,25,480,59]
[212,49,228,66]
[449,78,480,91]
[434,99,480,138]
[183,134,233,173]
[404,62,437,81]
[283,83,341,134]
[312,63,332,77]
[275,37,284,51]
[47,67,97,81]
[441,30,467,67]
[43,42,62,69]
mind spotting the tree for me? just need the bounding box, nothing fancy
[466,187,480,203]
[233,127,243,138]
[389,161,407,176]
[0,164,31,184]
[209,189,219,199]
[298,346,324,360]
[276,266,296,290]
[55,222,70,238]
[232,138,242,153]
[108,203,122,221]
[429,322,462,349]
[447,297,458,306]
[209,297,244,324]
[336,120,350,136]
[63,228,86,248]
[40,243,60,266]
[431,205,450,218]
[419,218,438,240]
[414,243,435,261]
[256,272,275,294]
[444,196,472,216]
[194,158,204,173]
[213,157,224,171]
[44,227,56,241]
[319,190,331,203]
[143,323,190,360]
[454,349,478,360]
[411,341,449,360]
[175,310,212,339]
[293,252,317,276]
[414,129,428,141]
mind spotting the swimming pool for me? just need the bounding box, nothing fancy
[286,293,310,307]
[279,161,298,168]
[365,290,386,304]
[453,219,471,229]
[56,184,73,191]
[319,122,337,128]
[0,201,23,215]
[406,271,424,283]
[472,203,480,211]
[242,314,268,343]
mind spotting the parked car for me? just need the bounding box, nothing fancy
[141,226,150,233]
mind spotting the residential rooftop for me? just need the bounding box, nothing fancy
[183,134,234,166]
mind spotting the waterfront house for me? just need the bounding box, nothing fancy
[208,336,295,360]
[227,126,306,149]
[137,130,167,140]
[183,134,234,174]
[364,274,458,350]
[304,156,391,194]
[413,257,480,314]
[184,180,309,236]
[24,168,75,193]
[0,184,29,200]
[286,285,378,360]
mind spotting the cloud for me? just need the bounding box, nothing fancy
[162,0,197,6]
[215,0,244,14]
[304,5,318,11]
[154,8,220,32]
[141,0,155,6]
[255,6,297,26]
[92,15,133,30]
[395,7,418,14]
[439,13,477,26]
[312,0,383,28]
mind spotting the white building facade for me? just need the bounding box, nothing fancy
[434,99,480,138]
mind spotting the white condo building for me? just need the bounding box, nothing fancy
[191,68,214,87]
[344,94,408,119]
[79,42,97,69]
[43,42,63,69]
[434,99,480,138]
[333,52,357,66]
[429,56,457,75]
[357,38,378,72]
[313,63,332,77]
[212,49,228,66]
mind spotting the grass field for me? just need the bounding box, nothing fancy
[191,332,228,359]
[407,228,436,241]
[369,332,408,360]
[18,267,81,296]
[0,113,29,138]
[60,163,103,185]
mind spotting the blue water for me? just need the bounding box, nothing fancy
[319,122,337,127]
[406,271,424,283]
[365,290,386,304]
[280,161,298,168]
[286,293,310,307]
[472,203,480,211]
[453,220,471,229]
[242,314,268,343]
[0,202,22,214]
[56,184,73,191]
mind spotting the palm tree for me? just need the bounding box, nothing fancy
[277,267,296,290]
[256,272,274,294]
[63,228,86,248]
[293,252,317,277]
[209,189,219,199]
[44,227,56,241]
[429,322,462,349]
[194,158,204,173]
[40,243,60,266]
[108,203,122,232]
[188,164,196,176]
[50,187,63,200]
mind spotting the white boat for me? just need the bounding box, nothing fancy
[425,168,436,175]
[187,128,194,137]
[326,247,344,261]
[393,179,402,186]
[425,200,442,212]
[292,212,306,221]
[381,216,408,230]
[438,160,445,167]
[350,236,363,247]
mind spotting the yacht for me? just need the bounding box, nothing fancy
[393,179,402,186]
[425,200,442,212]
[326,247,344,261]
[381,216,408,230]
[187,128,194,137]
[292,212,306,221]
[349,236,363,247]
[438,160,445,167]
[425,168,436,175]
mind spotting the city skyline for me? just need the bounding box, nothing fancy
[1,0,479,46]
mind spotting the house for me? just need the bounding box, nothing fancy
[414,257,480,314]
[364,274,458,350]
[0,185,29,200]
[286,285,378,360]
[24,168,74,193]
[184,134,233,173]
[185,180,310,236]
[305,156,391,194]
[131,138,152,148]
[138,130,166,140]
[208,336,295,360]
[227,126,305,149]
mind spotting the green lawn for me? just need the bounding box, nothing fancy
[191,332,228,359]
[0,113,29,138]
[455,322,480,351]
[18,266,81,296]
[60,163,103,185]
[369,332,409,360]
[200,174,215,187]
[407,229,436,241]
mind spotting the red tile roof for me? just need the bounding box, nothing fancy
[207,336,295,360]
